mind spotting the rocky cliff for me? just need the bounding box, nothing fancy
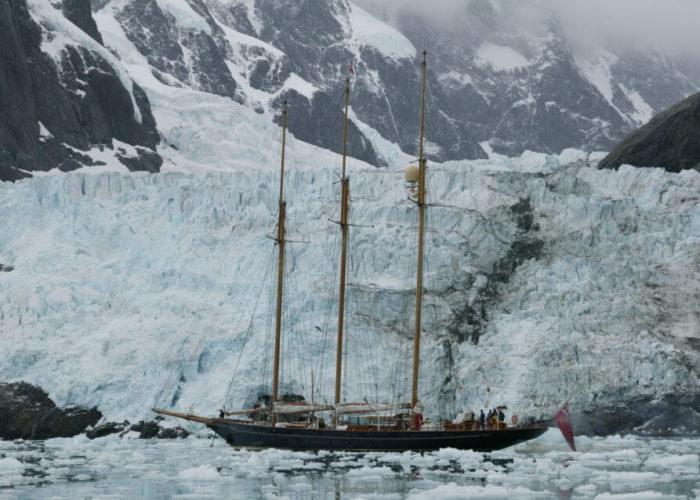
[0,0,161,182]
[0,382,101,439]
[598,92,700,172]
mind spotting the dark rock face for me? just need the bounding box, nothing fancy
[128,419,191,439]
[62,0,103,44]
[0,0,161,182]
[398,19,629,157]
[85,417,190,439]
[0,264,15,272]
[85,419,190,439]
[115,0,240,101]
[0,382,101,440]
[85,420,130,439]
[573,393,700,437]
[598,92,700,172]
[253,0,486,163]
[274,90,382,166]
[446,197,544,345]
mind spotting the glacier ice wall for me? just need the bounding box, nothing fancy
[0,155,697,424]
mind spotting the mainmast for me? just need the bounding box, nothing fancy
[334,79,351,409]
[411,51,428,419]
[272,101,288,408]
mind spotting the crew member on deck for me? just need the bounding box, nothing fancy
[414,401,424,430]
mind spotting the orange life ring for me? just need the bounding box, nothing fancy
[511,415,519,424]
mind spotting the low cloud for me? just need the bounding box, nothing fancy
[352,0,700,58]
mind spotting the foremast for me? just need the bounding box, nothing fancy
[334,79,351,414]
[411,51,428,425]
[271,101,288,415]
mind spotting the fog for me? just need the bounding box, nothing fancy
[352,0,700,58]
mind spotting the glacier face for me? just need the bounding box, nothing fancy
[0,152,697,427]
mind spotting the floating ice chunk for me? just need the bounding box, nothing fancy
[407,483,546,499]
[607,471,662,493]
[178,464,221,480]
[593,492,673,500]
[644,453,699,474]
[346,465,396,478]
[575,483,598,496]
[0,457,24,471]
[561,463,596,481]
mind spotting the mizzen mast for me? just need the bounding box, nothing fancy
[334,78,351,408]
[272,101,288,407]
[411,51,428,419]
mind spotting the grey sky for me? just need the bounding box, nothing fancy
[352,0,700,58]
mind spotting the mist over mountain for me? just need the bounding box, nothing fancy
[355,0,700,157]
[355,0,700,58]
[2,0,699,179]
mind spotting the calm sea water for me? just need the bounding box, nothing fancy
[0,430,698,499]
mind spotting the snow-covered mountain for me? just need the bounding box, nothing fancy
[3,0,700,179]
[96,0,699,162]
[0,0,161,182]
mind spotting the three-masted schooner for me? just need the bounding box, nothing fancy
[153,52,547,451]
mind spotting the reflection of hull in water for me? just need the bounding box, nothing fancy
[207,419,548,452]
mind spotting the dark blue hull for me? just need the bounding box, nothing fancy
[207,419,548,452]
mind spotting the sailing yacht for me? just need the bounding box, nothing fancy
[153,52,548,451]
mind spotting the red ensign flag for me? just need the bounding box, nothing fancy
[554,403,576,451]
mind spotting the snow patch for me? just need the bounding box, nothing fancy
[620,86,654,125]
[281,73,317,100]
[438,71,473,87]
[476,43,529,71]
[348,106,412,167]
[574,49,622,118]
[28,0,142,124]
[38,121,54,142]
[155,0,212,35]
[348,2,415,60]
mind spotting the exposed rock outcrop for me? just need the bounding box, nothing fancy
[274,90,382,167]
[572,393,700,437]
[127,419,191,439]
[114,0,239,100]
[598,92,700,172]
[0,0,161,182]
[62,0,103,45]
[0,382,101,440]
[86,419,190,439]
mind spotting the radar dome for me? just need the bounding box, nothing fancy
[405,165,420,183]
